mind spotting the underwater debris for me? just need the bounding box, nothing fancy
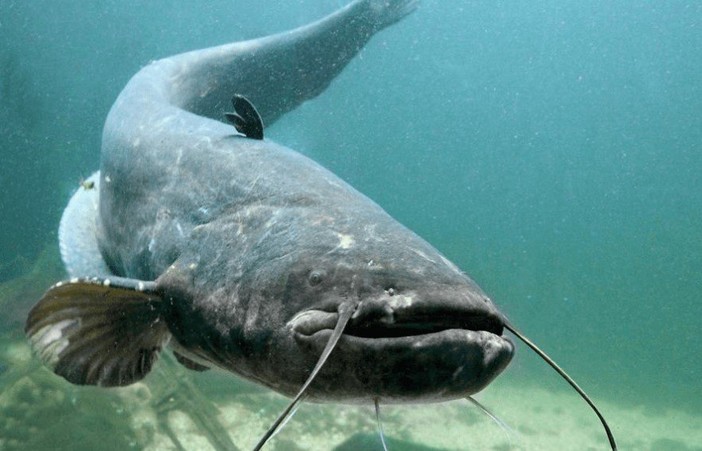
[0,334,238,450]
[148,353,239,451]
[0,349,137,451]
[79,178,95,190]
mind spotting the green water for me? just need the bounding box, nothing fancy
[1,1,700,449]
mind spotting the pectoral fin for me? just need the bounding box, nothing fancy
[173,351,211,372]
[25,277,170,387]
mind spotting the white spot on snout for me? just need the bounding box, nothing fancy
[336,233,355,249]
[367,259,384,270]
[388,294,414,309]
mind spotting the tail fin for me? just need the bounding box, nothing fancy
[137,0,418,127]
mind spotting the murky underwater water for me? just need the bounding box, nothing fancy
[1,1,701,449]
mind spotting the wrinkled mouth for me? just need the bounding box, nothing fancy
[288,298,505,340]
[284,295,514,404]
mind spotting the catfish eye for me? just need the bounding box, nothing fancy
[308,270,324,286]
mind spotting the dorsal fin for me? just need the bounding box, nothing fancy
[224,94,264,140]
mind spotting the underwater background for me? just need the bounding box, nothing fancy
[1,1,700,449]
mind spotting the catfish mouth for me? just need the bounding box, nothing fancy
[344,309,504,339]
[288,298,506,341]
[285,295,514,403]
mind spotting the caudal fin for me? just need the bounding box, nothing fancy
[150,0,418,128]
[25,277,169,387]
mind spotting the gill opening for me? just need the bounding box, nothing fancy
[503,320,618,451]
[253,300,357,450]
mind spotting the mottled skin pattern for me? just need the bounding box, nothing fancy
[95,0,513,403]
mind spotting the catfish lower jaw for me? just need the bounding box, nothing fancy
[290,327,514,403]
[305,327,513,352]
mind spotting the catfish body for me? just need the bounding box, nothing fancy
[26,0,514,404]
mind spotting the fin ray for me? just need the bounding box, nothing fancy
[26,278,170,387]
[173,351,211,372]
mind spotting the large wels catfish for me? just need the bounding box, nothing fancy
[26,1,616,448]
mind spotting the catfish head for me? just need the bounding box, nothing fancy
[150,206,515,404]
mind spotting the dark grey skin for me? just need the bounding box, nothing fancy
[26,0,513,405]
